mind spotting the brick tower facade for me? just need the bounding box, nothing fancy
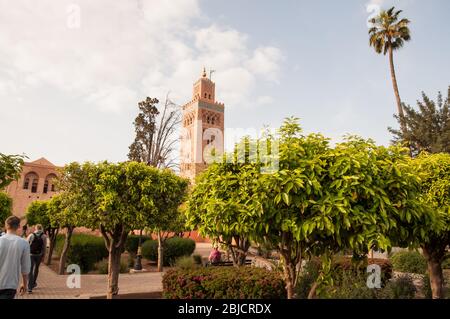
[180,68,225,182]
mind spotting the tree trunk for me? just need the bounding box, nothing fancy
[307,282,318,299]
[229,236,250,267]
[58,226,74,275]
[280,253,298,299]
[101,224,128,300]
[388,46,405,128]
[45,228,59,265]
[423,244,446,299]
[157,232,164,272]
[107,245,122,299]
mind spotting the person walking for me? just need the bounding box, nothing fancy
[21,225,28,238]
[0,216,30,299]
[27,224,46,294]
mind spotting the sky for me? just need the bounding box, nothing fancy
[0,0,449,166]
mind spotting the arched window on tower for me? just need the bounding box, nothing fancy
[204,93,207,98]
[208,94,211,99]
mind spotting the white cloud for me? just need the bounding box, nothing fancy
[0,0,283,113]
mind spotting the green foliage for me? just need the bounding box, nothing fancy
[26,201,51,228]
[163,267,286,299]
[187,118,430,297]
[422,274,433,299]
[369,7,411,55]
[192,254,203,265]
[295,259,321,299]
[56,234,108,273]
[128,96,181,168]
[0,192,12,226]
[141,237,195,266]
[125,235,151,254]
[94,258,128,275]
[443,254,450,269]
[391,251,427,274]
[175,256,199,270]
[378,275,417,299]
[326,271,377,299]
[390,87,450,156]
[0,153,25,189]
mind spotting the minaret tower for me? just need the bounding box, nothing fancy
[180,68,225,182]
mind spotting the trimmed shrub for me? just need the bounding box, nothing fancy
[175,256,198,270]
[56,234,108,273]
[378,275,417,299]
[163,267,286,299]
[124,235,151,254]
[193,254,203,265]
[94,258,128,274]
[391,251,427,274]
[307,256,392,284]
[326,271,377,299]
[142,237,196,266]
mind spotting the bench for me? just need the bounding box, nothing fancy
[206,259,253,267]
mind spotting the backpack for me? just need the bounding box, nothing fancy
[30,232,44,255]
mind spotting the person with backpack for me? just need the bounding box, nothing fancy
[26,224,46,294]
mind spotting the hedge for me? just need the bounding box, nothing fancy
[163,267,286,299]
[391,251,427,274]
[142,237,195,266]
[124,235,151,254]
[56,234,108,273]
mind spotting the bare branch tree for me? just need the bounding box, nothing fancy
[128,93,181,169]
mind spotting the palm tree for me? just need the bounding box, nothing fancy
[369,7,411,134]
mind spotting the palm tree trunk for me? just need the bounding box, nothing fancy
[388,46,406,133]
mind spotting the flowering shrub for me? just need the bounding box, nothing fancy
[163,267,286,299]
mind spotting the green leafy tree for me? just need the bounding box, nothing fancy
[0,153,25,189]
[145,169,189,272]
[26,200,59,264]
[188,118,429,299]
[0,192,12,227]
[389,87,450,156]
[51,162,95,275]
[413,153,450,299]
[187,138,262,266]
[72,161,183,298]
[369,7,411,135]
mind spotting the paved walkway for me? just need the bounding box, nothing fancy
[17,243,214,299]
[16,265,164,299]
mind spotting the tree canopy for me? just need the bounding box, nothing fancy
[0,192,12,227]
[389,87,450,156]
[128,96,181,169]
[0,153,25,189]
[413,153,450,298]
[187,118,433,298]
